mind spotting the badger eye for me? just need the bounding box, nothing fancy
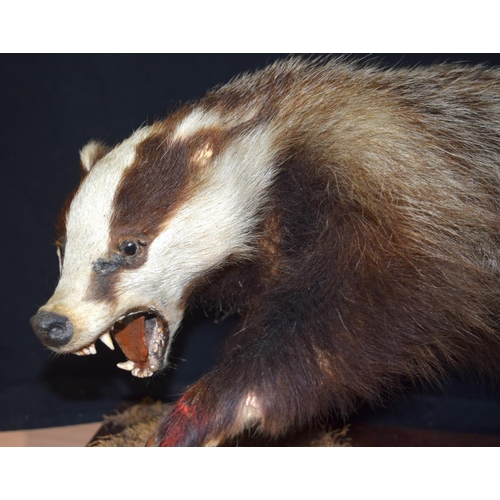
[122,241,138,256]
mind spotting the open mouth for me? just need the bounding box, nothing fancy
[73,311,169,378]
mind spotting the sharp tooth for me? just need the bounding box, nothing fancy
[74,344,97,356]
[150,361,159,372]
[131,367,154,378]
[100,332,115,350]
[117,360,135,371]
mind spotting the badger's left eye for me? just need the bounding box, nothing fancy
[116,241,139,257]
[118,239,147,260]
[121,241,138,256]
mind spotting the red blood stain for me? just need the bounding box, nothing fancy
[159,397,209,446]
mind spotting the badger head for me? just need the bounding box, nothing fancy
[30,109,275,377]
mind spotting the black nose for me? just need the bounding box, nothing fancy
[30,311,74,348]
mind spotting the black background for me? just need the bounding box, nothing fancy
[3,53,500,435]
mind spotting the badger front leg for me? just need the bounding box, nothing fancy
[148,304,345,447]
[149,374,265,447]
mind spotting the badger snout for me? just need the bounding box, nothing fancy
[30,311,74,348]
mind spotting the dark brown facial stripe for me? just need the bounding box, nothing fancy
[86,239,149,303]
[110,128,226,242]
[86,108,269,305]
[85,124,228,304]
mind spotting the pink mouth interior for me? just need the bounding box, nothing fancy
[111,312,169,377]
[113,315,149,363]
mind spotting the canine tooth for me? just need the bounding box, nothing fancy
[117,360,135,371]
[100,332,115,350]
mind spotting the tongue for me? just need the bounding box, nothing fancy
[113,315,149,363]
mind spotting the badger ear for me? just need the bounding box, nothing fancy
[79,140,110,172]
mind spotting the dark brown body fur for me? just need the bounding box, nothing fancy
[149,59,500,445]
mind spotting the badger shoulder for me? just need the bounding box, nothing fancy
[178,59,500,376]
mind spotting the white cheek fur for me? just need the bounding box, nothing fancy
[117,125,276,336]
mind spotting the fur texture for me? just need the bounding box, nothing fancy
[32,58,500,446]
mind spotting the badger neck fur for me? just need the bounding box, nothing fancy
[32,58,500,445]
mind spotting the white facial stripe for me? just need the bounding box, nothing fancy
[117,126,276,337]
[172,109,221,140]
[43,127,153,342]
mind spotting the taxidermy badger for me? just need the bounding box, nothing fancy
[31,58,500,446]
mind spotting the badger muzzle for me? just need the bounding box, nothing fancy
[30,307,170,378]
